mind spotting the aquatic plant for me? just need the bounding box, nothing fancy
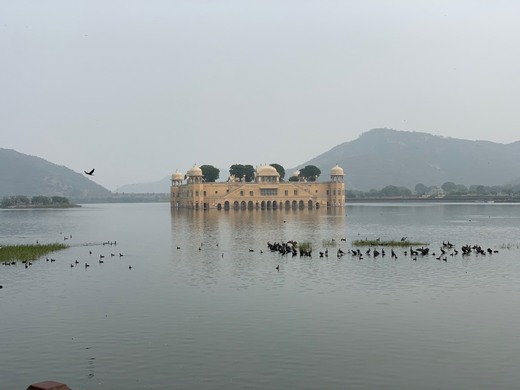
[352,239,428,247]
[500,243,520,250]
[298,241,313,252]
[322,239,337,247]
[0,243,68,262]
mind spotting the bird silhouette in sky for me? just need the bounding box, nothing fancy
[84,168,95,176]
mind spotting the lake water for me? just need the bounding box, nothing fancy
[1,202,520,389]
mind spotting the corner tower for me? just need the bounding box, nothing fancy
[328,164,345,206]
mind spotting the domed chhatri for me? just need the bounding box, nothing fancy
[170,163,345,210]
[256,165,280,177]
[255,165,280,183]
[171,170,183,181]
[330,164,344,176]
[187,165,203,177]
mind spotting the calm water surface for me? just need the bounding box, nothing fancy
[1,202,520,389]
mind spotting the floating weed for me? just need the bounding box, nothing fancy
[322,239,337,248]
[298,241,313,252]
[353,239,429,247]
[0,243,68,262]
[499,243,519,250]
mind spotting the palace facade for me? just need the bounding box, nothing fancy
[170,164,345,210]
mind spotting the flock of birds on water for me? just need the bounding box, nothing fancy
[1,233,131,271]
[263,238,502,270]
[0,231,507,279]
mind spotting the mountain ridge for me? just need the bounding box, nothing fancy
[3,129,520,196]
[0,148,112,198]
[292,128,520,190]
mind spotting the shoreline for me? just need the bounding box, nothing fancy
[346,196,520,203]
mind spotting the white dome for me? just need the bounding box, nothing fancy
[187,165,203,177]
[256,165,280,177]
[292,170,300,177]
[171,170,183,181]
[330,165,344,176]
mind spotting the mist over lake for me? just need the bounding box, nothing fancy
[1,203,520,389]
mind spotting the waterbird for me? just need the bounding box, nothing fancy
[84,168,95,176]
[276,265,279,271]
[129,265,132,270]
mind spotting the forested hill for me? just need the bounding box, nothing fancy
[0,148,111,198]
[296,128,520,191]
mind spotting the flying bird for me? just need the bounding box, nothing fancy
[84,168,95,176]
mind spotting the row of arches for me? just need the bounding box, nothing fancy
[216,200,321,210]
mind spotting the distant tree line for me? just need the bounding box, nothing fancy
[346,181,520,199]
[1,195,71,208]
[199,164,321,183]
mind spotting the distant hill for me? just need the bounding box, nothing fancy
[292,128,520,191]
[116,176,172,194]
[113,129,520,193]
[0,148,112,199]
[116,168,231,194]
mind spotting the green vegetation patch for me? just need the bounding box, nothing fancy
[0,243,68,262]
[353,239,429,247]
[298,241,313,252]
[322,239,337,248]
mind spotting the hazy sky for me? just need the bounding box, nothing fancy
[2,1,519,191]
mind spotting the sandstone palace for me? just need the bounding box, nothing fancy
[170,164,345,210]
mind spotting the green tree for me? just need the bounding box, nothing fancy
[229,164,245,181]
[454,184,468,195]
[288,176,299,182]
[229,164,255,182]
[51,196,69,204]
[441,181,457,194]
[244,165,255,182]
[200,165,220,182]
[299,165,321,182]
[270,163,285,181]
[32,196,51,205]
[414,183,428,195]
